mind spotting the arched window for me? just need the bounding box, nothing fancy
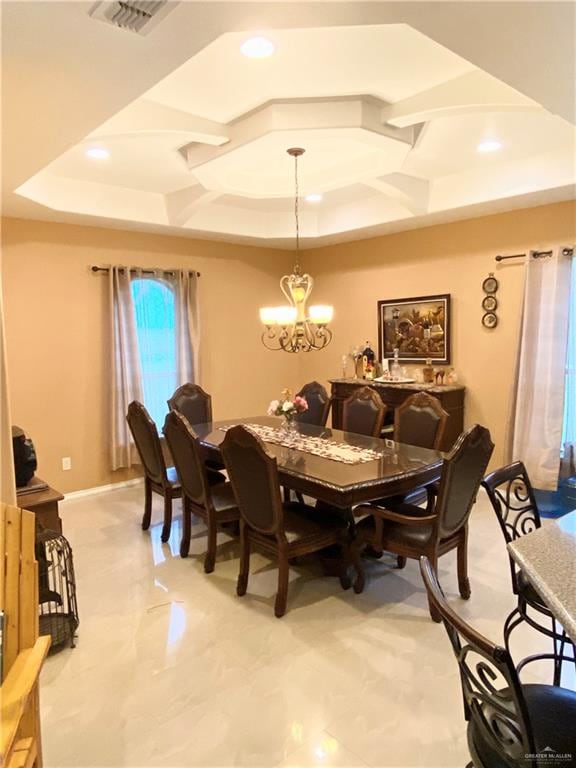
[131,278,177,429]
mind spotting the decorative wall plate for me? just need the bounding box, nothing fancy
[482,295,498,311]
[482,311,498,329]
[482,274,499,294]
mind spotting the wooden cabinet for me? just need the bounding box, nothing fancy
[329,379,465,451]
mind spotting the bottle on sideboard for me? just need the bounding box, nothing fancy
[361,341,375,378]
[390,348,401,380]
[423,358,435,384]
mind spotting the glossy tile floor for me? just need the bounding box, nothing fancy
[42,485,560,768]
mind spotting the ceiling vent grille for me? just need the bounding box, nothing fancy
[89,1,176,35]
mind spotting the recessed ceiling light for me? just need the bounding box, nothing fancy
[240,36,275,58]
[477,140,502,153]
[86,147,110,160]
[305,193,323,203]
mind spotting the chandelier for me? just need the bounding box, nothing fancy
[259,148,334,353]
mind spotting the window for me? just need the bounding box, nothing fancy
[561,256,576,457]
[131,278,177,429]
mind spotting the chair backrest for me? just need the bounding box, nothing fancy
[394,392,448,450]
[435,424,494,539]
[167,383,213,426]
[419,556,536,768]
[163,410,209,508]
[481,462,541,595]
[342,386,386,437]
[126,401,167,486]
[221,425,283,535]
[295,381,331,427]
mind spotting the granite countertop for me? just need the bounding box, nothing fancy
[508,511,576,643]
[329,378,465,393]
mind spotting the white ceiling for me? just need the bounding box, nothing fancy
[2,3,575,248]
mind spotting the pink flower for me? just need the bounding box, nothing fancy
[267,399,280,416]
[294,396,308,412]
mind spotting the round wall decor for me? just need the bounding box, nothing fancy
[482,311,498,329]
[482,295,498,311]
[482,274,499,294]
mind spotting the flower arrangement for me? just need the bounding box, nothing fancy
[267,388,308,423]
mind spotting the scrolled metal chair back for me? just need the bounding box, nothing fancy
[481,461,541,594]
[420,557,536,768]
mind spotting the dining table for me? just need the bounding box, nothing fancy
[508,510,576,644]
[193,416,444,511]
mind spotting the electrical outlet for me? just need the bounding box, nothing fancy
[62,457,72,471]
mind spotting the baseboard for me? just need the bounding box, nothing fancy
[62,477,144,502]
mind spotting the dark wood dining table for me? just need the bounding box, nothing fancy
[193,416,444,510]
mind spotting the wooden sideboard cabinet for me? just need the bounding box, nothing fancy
[329,378,465,451]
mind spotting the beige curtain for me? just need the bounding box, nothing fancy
[174,270,201,385]
[0,263,16,504]
[511,248,573,490]
[110,266,143,471]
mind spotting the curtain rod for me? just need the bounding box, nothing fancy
[91,265,201,277]
[495,247,573,262]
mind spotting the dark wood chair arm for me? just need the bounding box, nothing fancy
[355,504,437,526]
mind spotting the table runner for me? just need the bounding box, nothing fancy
[220,423,383,465]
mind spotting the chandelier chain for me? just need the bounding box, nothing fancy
[294,152,300,273]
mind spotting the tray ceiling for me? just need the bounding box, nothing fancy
[5,12,575,247]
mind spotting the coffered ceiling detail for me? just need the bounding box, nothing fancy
[11,22,576,246]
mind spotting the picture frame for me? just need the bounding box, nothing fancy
[377,294,451,364]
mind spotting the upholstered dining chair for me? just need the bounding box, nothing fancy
[482,461,576,686]
[294,381,331,427]
[353,424,494,620]
[168,382,225,472]
[221,425,362,618]
[419,556,576,768]
[126,401,182,543]
[394,392,448,450]
[167,383,212,425]
[163,411,238,571]
[342,386,387,438]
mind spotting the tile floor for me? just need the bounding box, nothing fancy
[41,485,561,768]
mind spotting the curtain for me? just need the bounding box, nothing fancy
[560,254,576,477]
[174,270,200,385]
[110,266,143,471]
[511,248,573,490]
[0,264,16,504]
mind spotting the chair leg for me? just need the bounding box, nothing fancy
[426,554,442,623]
[396,556,407,569]
[351,533,366,594]
[161,492,172,543]
[142,478,152,531]
[338,540,351,590]
[180,496,191,558]
[457,528,471,599]
[236,523,250,597]
[204,516,218,574]
[275,547,290,618]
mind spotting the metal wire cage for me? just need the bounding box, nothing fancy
[36,527,79,651]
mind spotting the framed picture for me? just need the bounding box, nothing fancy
[377,294,451,364]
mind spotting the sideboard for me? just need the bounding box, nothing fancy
[329,378,465,451]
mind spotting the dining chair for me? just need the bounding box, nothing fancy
[419,555,576,768]
[126,401,182,543]
[394,392,448,450]
[294,381,331,427]
[221,424,362,618]
[353,423,494,620]
[167,382,225,472]
[342,386,386,438]
[163,411,238,571]
[482,461,576,686]
[167,383,212,425]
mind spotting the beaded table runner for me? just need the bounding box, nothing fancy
[220,423,383,465]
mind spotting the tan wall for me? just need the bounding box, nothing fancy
[299,201,576,468]
[1,218,298,492]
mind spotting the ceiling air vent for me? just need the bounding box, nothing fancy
[89,1,177,35]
